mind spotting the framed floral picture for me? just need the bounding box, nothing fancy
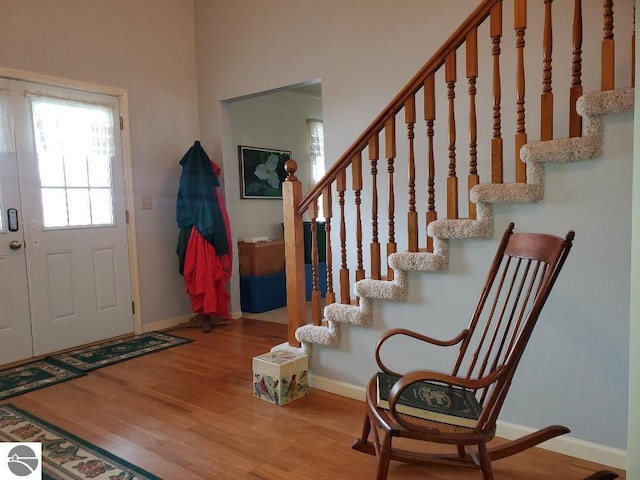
[239,146,291,199]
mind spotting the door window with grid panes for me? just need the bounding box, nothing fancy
[29,96,115,228]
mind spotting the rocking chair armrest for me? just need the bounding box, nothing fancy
[377,327,469,348]
[375,328,469,374]
[387,366,508,414]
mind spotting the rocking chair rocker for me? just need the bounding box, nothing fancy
[352,223,576,480]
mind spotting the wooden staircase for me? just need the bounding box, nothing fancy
[279,0,635,352]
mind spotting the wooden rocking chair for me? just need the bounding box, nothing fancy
[352,223,576,479]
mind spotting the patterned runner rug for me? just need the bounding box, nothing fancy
[0,361,86,402]
[0,403,161,479]
[0,332,192,401]
[49,332,192,372]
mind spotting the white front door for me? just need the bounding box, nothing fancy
[0,147,33,364]
[0,79,134,362]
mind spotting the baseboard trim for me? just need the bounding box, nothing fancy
[309,374,627,470]
[140,310,244,333]
[496,421,627,470]
[140,314,192,333]
[309,373,366,401]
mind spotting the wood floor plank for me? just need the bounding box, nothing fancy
[4,318,625,479]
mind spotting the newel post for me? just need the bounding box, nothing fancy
[282,160,306,347]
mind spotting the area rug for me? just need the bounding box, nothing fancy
[48,332,193,372]
[0,403,161,480]
[0,360,86,402]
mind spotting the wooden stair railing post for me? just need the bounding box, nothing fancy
[569,0,584,138]
[633,4,636,87]
[405,95,419,251]
[466,27,479,220]
[385,116,397,280]
[541,0,554,141]
[369,136,382,278]
[323,185,336,305]
[308,201,322,326]
[282,160,306,347]
[352,152,365,289]
[491,1,504,183]
[602,0,615,91]
[337,169,351,304]
[445,50,459,219]
[424,74,437,252]
[515,0,528,183]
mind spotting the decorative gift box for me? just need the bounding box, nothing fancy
[252,350,308,405]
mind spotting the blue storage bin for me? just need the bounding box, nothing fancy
[240,272,287,313]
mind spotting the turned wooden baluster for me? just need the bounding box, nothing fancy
[282,160,306,346]
[515,0,527,183]
[424,74,437,252]
[633,4,636,87]
[602,0,615,91]
[337,169,350,304]
[491,1,504,183]
[352,152,365,286]
[308,200,323,326]
[569,0,583,138]
[368,135,381,279]
[445,50,458,219]
[405,95,418,251]
[541,0,554,141]
[323,184,335,305]
[385,116,397,280]
[466,28,479,220]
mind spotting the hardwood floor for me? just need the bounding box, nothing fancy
[4,318,625,479]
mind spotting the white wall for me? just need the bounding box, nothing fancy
[194,0,634,461]
[0,0,199,324]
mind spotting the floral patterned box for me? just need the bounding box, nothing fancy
[252,350,308,406]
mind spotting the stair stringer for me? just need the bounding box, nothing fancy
[279,87,634,354]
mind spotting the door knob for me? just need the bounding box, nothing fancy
[9,240,22,250]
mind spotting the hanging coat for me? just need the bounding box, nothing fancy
[176,141,232,317]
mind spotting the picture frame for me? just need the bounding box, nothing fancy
[239,146,291,199]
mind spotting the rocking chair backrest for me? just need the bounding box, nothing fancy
[452,223,575,431]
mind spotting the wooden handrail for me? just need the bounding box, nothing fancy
[282,0,635,346]
[298,0,500,215]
